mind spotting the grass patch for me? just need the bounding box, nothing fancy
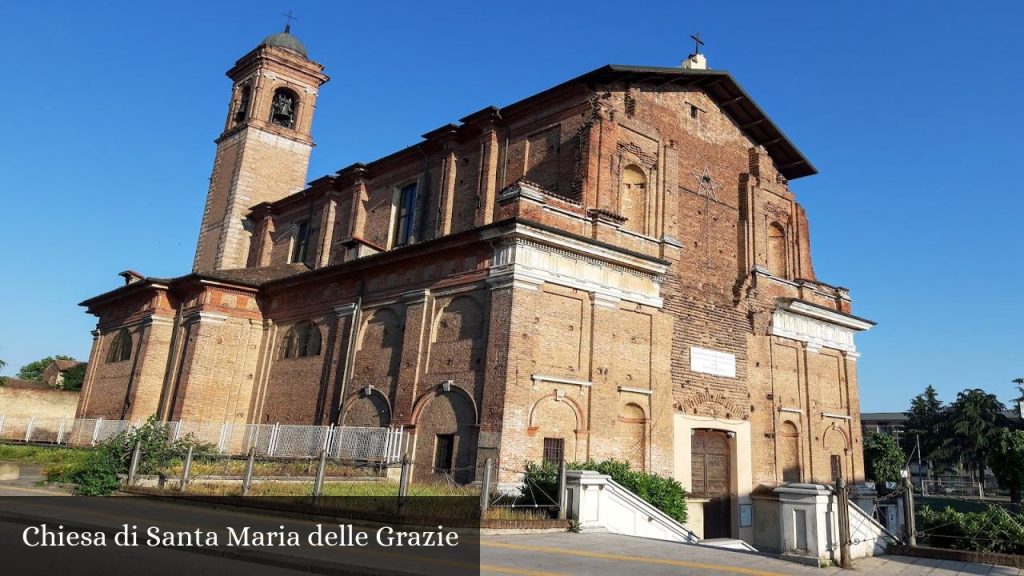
[0,443,91,467]
[182,480,478,497]
[0,443,106,491]
[0,443,94,485]
[178,481,547,520]
[165,458,381,479]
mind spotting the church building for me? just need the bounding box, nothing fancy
[77,28,874,541]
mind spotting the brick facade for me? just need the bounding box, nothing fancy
[79,36,873,542]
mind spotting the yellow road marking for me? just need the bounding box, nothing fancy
[479,565,565,576]
[482,541,789,576]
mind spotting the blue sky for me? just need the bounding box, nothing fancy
[0,1,1021,412]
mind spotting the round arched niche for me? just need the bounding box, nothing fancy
[412,389,478,484]
[529,395,580,464]
[779,420,801,483]
[616,403,647,470]
[767,222,788,278]
[344,393,391,428]
[619,164,648,234]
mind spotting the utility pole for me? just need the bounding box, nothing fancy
[916,435,923,484]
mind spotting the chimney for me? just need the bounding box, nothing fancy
[682,53,708,70]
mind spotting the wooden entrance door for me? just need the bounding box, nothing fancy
[691,429,732,539]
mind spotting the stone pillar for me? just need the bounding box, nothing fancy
[317,198,337,268]
[478,127,500,226]
[440,149,457,236]
[255,215,275,267]
[774,483,835,566]
[124,315,176,421]
[76,329,103,418]
[348,166,369,241]
[391,289,432,424]
[477,277,515,479]
[327,303,358,424]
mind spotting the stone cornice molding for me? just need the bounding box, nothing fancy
[770,300,872,354]
[782,300,874,331]
[531,374,592,388]
[822,412,852,421]
[485,222,668,277]
[486,223,666,307]
[401,288,431,305]
[333,302,358,317]
[617,386,653,396]
[181,311,230,326]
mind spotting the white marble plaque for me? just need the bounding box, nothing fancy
[690,346,736,378]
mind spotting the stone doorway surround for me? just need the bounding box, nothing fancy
[673,413,753,543]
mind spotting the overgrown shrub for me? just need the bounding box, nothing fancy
[863,431,904,487]
[50,416,211,495]
[521,459,687,523]
[918,504,1024,554]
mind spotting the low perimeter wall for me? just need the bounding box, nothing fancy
[0,386,79,420]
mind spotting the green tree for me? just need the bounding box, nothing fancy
[863,431,904,486]
[935,389,1006,483]
[16,355,75,381]
[60,363,87,391]
[0,358,6,385]
[904,385,944,465]
[1013,378,1024,420]
[989,428,1024,504]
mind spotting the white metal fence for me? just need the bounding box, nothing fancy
[921,476,986,498]
[0,416,405,464]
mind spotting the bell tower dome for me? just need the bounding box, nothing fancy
[192,26,329,272]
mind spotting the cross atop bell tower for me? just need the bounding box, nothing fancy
[192,26,330,273]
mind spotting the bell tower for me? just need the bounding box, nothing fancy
[193,26,329,272]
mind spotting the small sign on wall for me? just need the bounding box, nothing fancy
[740,503,752,528]
[690,346,736,378]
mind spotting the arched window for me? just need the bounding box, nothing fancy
[105,329,132,364]
[619,164,647,233]
[767,222,788,278]
[269,88,298,129]
[281,321,321,359]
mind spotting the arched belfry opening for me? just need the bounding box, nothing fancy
[234,84,251,124]
[270,88,299,129]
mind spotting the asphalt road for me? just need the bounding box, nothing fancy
[480,532,1024,576]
